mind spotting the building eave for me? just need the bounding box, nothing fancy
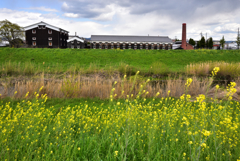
[24,21,69,33]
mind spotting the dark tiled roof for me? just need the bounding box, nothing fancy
[91,35,172,43]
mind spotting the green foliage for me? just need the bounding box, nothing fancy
[189,38,195,46]
[197,41,200,48]
[236,31,240,49]
[200,36,206,48]
[0,19,24,47]
[149,62,169,75]
[220,36,225,49]
[208,37,213,49]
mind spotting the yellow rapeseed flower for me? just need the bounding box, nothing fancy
[185,78,193,87]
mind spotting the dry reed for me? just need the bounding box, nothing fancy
[1,73,239,101]
[186,61,240,78]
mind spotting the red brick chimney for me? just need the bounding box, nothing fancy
[181,23,187,50]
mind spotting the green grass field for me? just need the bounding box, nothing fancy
[1,48,240,76]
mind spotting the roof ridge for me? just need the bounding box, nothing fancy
[91,35,168,37]
[24,21,69,32]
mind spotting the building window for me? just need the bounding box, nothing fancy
[71,41,74,44]
[48,37,52,40]
[32,37,36,40]
[48,30,52,34]
[32,41,36,46]
[77,41,80,44]
[38,25,46,29]
[71,45,74,49]
[32,30,36,34]
[49,41,52,46]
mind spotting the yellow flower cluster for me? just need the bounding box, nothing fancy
[226,82,237,100]
[0,77,240,160]
[211,67,220,76]
[185,78,193,87]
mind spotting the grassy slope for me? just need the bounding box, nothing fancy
[0,48,240,72]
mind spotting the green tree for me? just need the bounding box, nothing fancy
[0,19,24,47]
[200,36,205,48]
[237,32,240,50]
[208,37,213,49]
[189,38,195,46]
[220,36,225,49]
[197,41,200,48]
[206,40,209,48]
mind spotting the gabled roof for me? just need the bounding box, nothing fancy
[67,36,84,43]
[91,35,173,43]
[24,21,69,33]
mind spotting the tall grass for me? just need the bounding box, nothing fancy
[186,61,240,78]
[1,73,239,100]
[0,72,240,160]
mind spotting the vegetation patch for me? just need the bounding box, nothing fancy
[0,71,240,160]
[1,48,240,78]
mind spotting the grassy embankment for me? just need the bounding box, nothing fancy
[0,48,240,77]
[1,72,240,160]
[1,48,240,160]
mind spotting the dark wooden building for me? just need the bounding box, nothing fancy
[67,35,86,49]
[24,21,69,48]
[90,35,173,50]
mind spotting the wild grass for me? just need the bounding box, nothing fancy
[1,72,239,100]
[0,71,240,160]
[186,61,240,78]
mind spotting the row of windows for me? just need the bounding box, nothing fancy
[32,29,52,34]
[32,41,53,46]
[32,37,52,40]
[32,37,66,41]
[32,29,68,35]
[32,41,66,46]
[93,42,169,45]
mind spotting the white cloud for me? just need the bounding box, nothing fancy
[62,2,70,10]
[91,4,117,21]
[63,13,79,18]
[2,0,240,41]
[0,8,111,37]
[23,7,58,12]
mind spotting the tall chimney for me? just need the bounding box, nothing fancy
[181,23,187,50]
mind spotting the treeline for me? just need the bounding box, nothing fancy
[188,37,214,49]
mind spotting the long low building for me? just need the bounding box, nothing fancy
[90,35,173,50]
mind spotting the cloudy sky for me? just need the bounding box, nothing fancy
[1,0,240,40]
